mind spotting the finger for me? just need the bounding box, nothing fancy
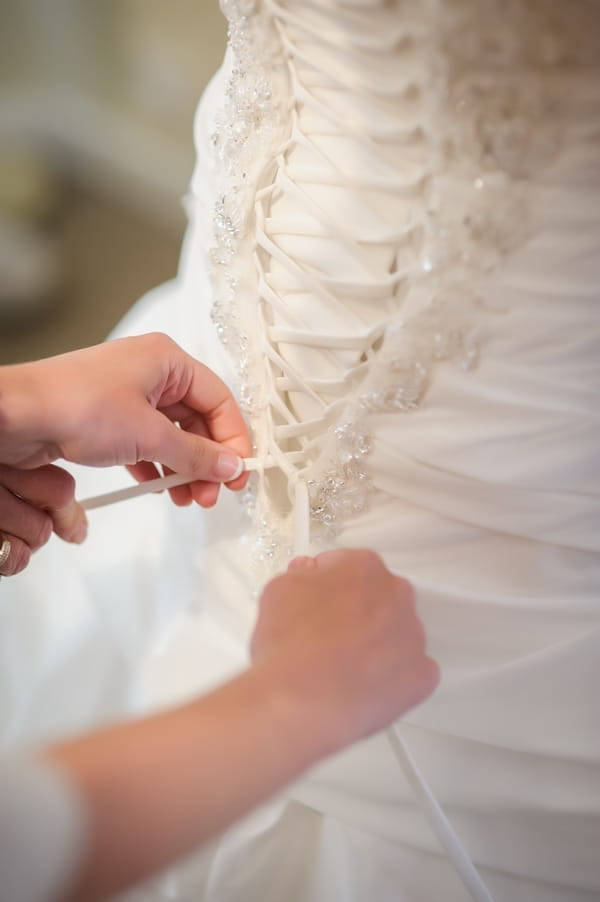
[51,498,88,544]
[400,656,441,711]
[0,464,88,545]
[312,548,350,569]
[165,415,233,504]
[126,459,221,509]
[313,548,385,573]
[0,532,32,576]
[394,575,416,613]
[159,478,220,509]
[165,474,194,507]
[157,465,194,508]
[159,357,252,461]
[0,484,53,551]
[141,410,245,486]
[126,461,190,505]
[287,556,316,572]
[157,452,221,507]
[0,463,76,511]
[157,421,214,507]
[159,417,215,507]
[158,403,250,493]
[126,461,162,484]
[189,481,220,508]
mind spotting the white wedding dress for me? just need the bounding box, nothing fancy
[1,1,600,900]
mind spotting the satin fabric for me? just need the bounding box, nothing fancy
[1,3,599,900]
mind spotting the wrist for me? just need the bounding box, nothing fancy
[245,652,341,769]
[0,361,57,466]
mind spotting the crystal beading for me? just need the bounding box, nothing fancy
[209,0,283,418]
[207,0,584,564]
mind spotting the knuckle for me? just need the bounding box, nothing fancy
[4,541,31,576]
[30,512,53,550]
[188,439,209,473]
[140,414,179,467]
[343,548,384,584]
[261,573,287,606]
[262,570,303,617]
[356,548,383,570]
[141,423,165,463]
[41,465,76,508]
[50,502,85,542]
[146,331,174,356]
[54,469,76,508]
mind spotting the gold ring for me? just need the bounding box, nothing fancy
[0,533,12,569]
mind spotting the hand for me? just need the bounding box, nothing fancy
[250,549,439,756]
[0,333,252,508]
[44,551,438,900]
[0,464,86,576]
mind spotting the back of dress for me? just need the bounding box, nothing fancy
[158,1,600,899]
[1,1,598,900]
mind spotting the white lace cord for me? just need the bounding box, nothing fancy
[387,725,494,902]
[292,478,311,557]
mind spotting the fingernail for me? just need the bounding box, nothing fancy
[288,556,316,572]
[215,453,244,483]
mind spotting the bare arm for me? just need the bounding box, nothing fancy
[51,664,327,900]
[0,333,251,574]
[46,550,438,901]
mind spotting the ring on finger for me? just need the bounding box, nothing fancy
[0,532,12,569]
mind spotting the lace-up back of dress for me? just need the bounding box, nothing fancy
[210,0,599,573]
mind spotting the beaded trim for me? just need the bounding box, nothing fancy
[209,0,576,568]
[309,296,481,539]
[210,0,283,414]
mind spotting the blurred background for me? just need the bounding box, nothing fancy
[0,0,226,364]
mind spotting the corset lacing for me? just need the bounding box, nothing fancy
[229,6,494,896]
[208,0,578,897]
[241,0,470,561]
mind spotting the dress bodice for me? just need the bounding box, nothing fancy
[172,3,600,897]
[198,0,600,573]
[1,4,599,901]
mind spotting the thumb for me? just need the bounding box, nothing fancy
[147,414,244,483]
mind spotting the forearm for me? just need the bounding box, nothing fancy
[0,361,54,465]
[48,662,326,901]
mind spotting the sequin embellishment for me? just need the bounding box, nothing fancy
[208,0,575,565]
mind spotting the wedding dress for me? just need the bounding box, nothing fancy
[1,1,599,900]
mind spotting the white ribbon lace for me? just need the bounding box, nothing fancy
[208,1,579,897]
